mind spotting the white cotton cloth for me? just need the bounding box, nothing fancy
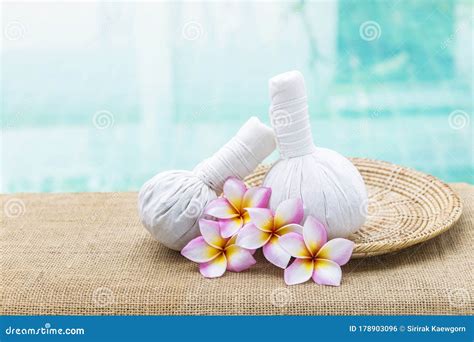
[263,71,368,238]
[138,117,276,250]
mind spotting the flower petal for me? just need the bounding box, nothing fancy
[181,236,220,263]
[236,223,271,249]
[226,234,237,247]
[199,253,227,278]
[273,198,304,229]
[225,245,256,272]
[204,198,238,219]
[242,187,272,209]
[219,216,243,238]
[199,219,226,249]
[312,259,342,286]
[245,208,274,232]
[242,210,251,225]
[223,177,247,212]
[303,216,328,255]
[284,258,314,285]
[278,232,312,258]
[275,223,303,236]
[263,236,292,269]
[316,238,355,266]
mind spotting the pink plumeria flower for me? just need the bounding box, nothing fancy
[205,177,271,238]
[279,216,354,286]
[236,198,304,268]
[181,219,256,278]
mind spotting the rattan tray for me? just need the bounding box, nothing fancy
[244,158,463,258]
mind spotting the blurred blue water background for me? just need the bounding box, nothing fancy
[1,0,473,193]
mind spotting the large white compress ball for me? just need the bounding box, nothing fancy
[138,117,276,250]
[263,71,368,238]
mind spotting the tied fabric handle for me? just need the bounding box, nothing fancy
[269,95,316,158]
[194,117,276,193]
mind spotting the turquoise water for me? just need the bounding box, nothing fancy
[1,1,473,193]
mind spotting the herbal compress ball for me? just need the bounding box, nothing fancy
[263,71,368,238]
[138,117,276,250]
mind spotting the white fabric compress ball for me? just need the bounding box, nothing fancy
[263,71,368,239]
[138,117,276,250]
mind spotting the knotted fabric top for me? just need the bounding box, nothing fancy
[194,117,276,192]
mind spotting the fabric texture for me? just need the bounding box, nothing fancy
[1,183,472,315]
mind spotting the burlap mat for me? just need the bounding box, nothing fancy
[1,184,473,315]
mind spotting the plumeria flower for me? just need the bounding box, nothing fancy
[204,177,271,238]
[236,198,304,268]
[181,219,256,278]
[279,216,354,286]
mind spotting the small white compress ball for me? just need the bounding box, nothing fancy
[138,117,276,250]
[263,71,368,239]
